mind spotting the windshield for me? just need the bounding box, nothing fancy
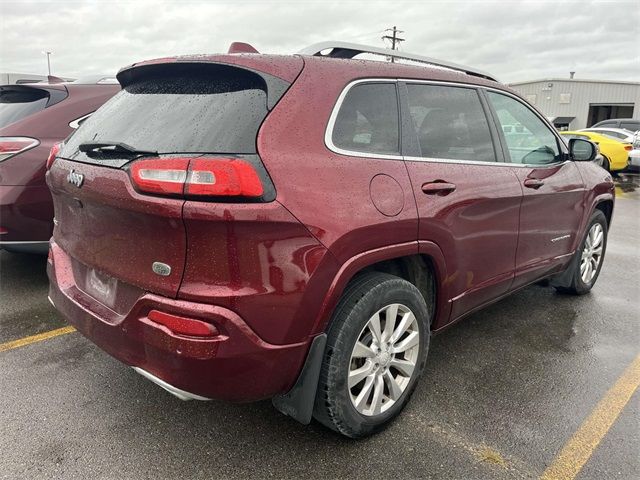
[63,65,270,167]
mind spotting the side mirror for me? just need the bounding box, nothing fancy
[569,138,597,162]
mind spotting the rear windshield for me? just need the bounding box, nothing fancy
[0,88,49,128]
[63,65,270,165]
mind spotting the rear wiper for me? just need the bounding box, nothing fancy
[78,141,158,156]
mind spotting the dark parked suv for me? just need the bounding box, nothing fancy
[592,118,640,131]
[46,42,614,438]
[0,76,119,253]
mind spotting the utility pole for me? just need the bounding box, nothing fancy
[382,26,405,62]
[42,51,52,75]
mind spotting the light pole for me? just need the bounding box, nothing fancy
[42,51,52,75]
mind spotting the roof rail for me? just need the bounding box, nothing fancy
[298,41,498,82]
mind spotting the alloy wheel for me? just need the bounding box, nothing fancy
[348,303,420,416]
[580,223,604,284]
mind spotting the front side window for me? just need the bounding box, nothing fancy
[406,84,496,162]
[487,92,562,165]
[332,83,399,155]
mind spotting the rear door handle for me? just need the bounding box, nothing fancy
[523,179,544,189]
[421,182,456,195]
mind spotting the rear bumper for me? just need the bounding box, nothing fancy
[47,241,310,402]
[0,184,53,244]
[0,241,49,254]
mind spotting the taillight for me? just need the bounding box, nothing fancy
[624,145,632,151]
[147,310,219,338]
[130,158,189,195]
[129,157,264,198]
[185,158,263,197]
[46,142,62,170]
[0,137,39,162]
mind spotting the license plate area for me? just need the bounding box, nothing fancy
[84,267,118,308]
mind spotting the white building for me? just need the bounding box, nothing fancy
[509,78,640,130]
[0,72,75,85]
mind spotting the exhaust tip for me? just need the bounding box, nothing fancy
[132,367,211,401]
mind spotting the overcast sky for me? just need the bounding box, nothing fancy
[0,0,638,83]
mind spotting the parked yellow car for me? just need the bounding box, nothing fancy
[560,131,631,171]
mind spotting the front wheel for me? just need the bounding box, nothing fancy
[313,272,430,438]
[555,210,608,295]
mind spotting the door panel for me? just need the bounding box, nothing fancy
[405,161,521,324]
[484,90,586,289]
[401,81,522,326]
[511,162,585,288]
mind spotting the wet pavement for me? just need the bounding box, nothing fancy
[1,176,638,479]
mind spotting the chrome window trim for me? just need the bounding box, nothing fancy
[324,78,403,160]
[403,155,570,169]
[69,112,93,129]
[325,77,569,169]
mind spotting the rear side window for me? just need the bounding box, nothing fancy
[331,83,400,155]
[64,65,271,165]
[0,88,49,128]
[406,84,496,162]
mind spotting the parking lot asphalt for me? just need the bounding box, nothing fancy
[1,176,638,480]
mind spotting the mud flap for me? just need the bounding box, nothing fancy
[550,250,578,288]
[272,333,327,425]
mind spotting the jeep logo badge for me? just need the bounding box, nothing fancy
[67,169,84,187]
[152,262,171,277]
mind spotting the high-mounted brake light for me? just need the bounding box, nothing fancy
[46,142,62,170]
[0,137,40,162]
[129,157,264,198]
[147,310,219,338]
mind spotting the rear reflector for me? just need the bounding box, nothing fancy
[147,310,219,338]
[46,142,61,170]
[0,137,39,162]
[129,157,264,198]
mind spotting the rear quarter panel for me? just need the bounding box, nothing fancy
[256,58,420,337]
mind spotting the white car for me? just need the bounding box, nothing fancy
[580,127,640,171]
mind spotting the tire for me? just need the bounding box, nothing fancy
[602,156,611,172]
[555,210,608,295]
[313,272,430,438]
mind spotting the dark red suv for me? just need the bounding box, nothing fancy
[46,42,614,438]
[0,77,119,253]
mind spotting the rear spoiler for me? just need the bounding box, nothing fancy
[116,62,290,110]
[0,84,68,108]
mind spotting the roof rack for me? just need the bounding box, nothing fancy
[298,41,498,82]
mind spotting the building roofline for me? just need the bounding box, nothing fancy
[509,78,640,87]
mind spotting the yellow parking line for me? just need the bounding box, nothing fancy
[0,326,76,353]
[540,353,640,480]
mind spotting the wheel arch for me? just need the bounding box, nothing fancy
[311,241,451,336]
[594,198,614,228]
